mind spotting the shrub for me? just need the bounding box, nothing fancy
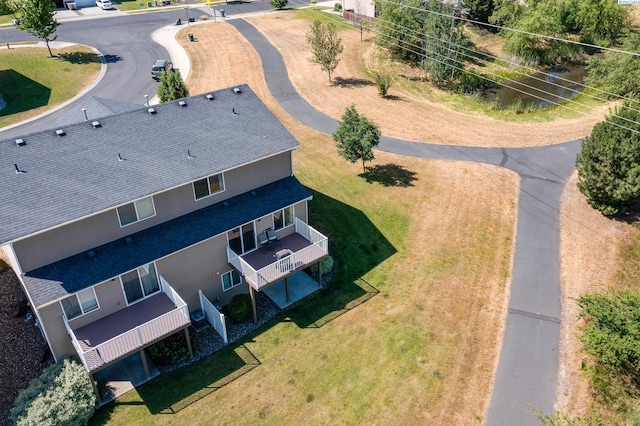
[333,2,341,11]
[309,255,334,276]
[373,72,392,97]
[10,358,95,426]
[147,331,194,366]
[227,293,251,322]
[0,258,9,272]
[270,0,287,9]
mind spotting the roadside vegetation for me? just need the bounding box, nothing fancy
[0,45,101,129]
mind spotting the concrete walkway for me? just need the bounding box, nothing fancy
[225,18,581,425]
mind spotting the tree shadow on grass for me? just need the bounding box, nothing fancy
[359,163,418,187]
[0,70,50,117]
[57,51,102,64]
[333,76,373,88]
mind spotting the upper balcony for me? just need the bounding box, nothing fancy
[227,218,328,290]
[64,275,190,373]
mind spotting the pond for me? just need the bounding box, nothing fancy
[481,64,588,108]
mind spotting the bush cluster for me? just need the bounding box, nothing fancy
[227,293,251,322]
[10,358,95,426]
[147,331,194,366]
[309,255,334,277]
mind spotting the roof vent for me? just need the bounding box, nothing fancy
[91,121,101,128]
[88,250,96,258]
[223,201,229,207]
[233,87,241,94]
[250,190,257,197]
[56,129,65,136]
[206,94,214,100]
[82,108,88,121]
[147,107,156,114]
[14,164,26,174]
[179,100,186,107]
[125,236,133,244]
[187,149,194,159]
[118,153,125,162]
[232,108,239,116]
[15,138,25,146]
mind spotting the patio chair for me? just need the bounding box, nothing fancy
[258,231,271,249]
[266,228,280,248]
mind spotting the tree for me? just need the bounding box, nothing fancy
[157,70,189,102]
[333,105,380,172]
[270,0,287,10]
[0,0,14,15]
[306,20,344,82]
[12,0,59,57]
[585,34,640,99]
[10,358,95,426]
[576,99,640,216]
[463,0,495,26]
[376,0,427,63]
[577,0,627,45]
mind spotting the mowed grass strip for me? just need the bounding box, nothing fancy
[92,137,517,425]
[0,46,101,129]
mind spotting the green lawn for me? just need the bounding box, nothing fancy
[0,46,101,129]
[90,126,517,424]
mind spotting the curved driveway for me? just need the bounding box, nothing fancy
[227,18,580,425]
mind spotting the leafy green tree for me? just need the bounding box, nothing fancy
[501,0,580,65]
[0,0,14,16]
[157,70,189,102]
[463,0,495,26]
[586,35,640,98]
[577,0,627,44]
[306,20,344,82]
[375,0,425,63]
[270,0,287,9]
[422,0,470,88]
[10,358,95,426]
[576,99,640,216]
[333,104,380,172]
[12,0,59,57]
[489,0,524,28]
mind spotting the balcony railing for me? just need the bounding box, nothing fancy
[64,276,190,373]
[227,219,328,290]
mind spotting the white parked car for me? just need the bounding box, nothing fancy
[96,0,114,9]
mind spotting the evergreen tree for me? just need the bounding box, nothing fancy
[12,0,59,57]
[157,70,189,103]
[270,0,287,9]
[463,0,494,26]
[576,99,640,216]
[306,20,344,82]
[333,105,380,172]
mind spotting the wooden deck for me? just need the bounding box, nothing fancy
[70,293,190,372]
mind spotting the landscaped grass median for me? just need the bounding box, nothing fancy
[0,46,101,129]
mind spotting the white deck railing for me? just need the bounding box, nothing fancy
[64,278,190,372]
[227,220,328,290]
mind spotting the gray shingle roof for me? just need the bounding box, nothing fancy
[51,96,142,128]
[24,176,311,308]
[0,84,299,244]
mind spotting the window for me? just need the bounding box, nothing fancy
[227,222,256,254]
[117,196,155,227]
[120,262,160,305]
[193,173,224,200]
[61,287,99,320]
[221,270,242,291]
[273,206,294,230]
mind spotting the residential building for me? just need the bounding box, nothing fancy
[0,84,328,398]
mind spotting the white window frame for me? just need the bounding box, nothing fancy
[117,196,156,227]
[61,287,99,321]
[273,205,295,231]
[221,269,242,292]
[193,173,225,201]
[119,262,161,306]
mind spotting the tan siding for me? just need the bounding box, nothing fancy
[14,152,293,272]
[38,303,76,362]
[65,279,127,329]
